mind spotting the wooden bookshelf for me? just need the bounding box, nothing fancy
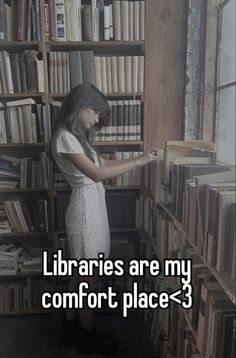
[46,40,145,54]
[0,2,189,347]
[156,201,236,305]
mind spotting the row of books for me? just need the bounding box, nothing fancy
[0,278,52,313]
[0,50,44,94]
[0,0,42,41]
[143,140,236,278]
[93,100,142,141]
[0,149,142,190]
[48,51,144,94]
[182,170,235,280]
[44,0,145,42]
[0,198,49,233]
[0,152,52,189]
[0,243,23,275]
[0,99,50,144]
[0,243,46,275]
[147,254,235,358]
[51,99,143,142]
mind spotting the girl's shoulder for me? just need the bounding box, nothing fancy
[52,128,84,154]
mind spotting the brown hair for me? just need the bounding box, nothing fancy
[52,84,110,162]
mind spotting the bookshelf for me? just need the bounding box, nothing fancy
[0,0,150,316]
[0,1,190,352]
[141,139,235,357]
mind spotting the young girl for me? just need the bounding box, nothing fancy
[51,83,156,354]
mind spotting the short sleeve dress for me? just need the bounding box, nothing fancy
[51,128,110,260]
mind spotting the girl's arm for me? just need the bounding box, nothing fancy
[99,156,134,167]
[62,152,156,182]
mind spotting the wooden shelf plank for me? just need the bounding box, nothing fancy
[93,141,143,146]
[46,40,145,54]
[0,232,49,238]
[0,41,40,50]
[0,93,43,99]
[49,92,143,99]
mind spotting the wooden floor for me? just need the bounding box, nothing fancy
[0,311,156,358]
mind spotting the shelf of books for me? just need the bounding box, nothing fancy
[0,0,147,317]
[142,140,236,357]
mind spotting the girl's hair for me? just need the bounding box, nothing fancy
[52,83,110,162]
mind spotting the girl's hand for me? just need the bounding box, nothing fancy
[136,151,157,167]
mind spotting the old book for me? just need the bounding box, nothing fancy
[94,56,102,91]
[117,100,124,141]
[120,0,129,41]
[113,0,121,41]
[17,0,27,40]
[131,56,138,92]
[55,0,66,41]
[110,100,117,141]
[48,0,56,40]
[111,56,118,92]
[81,51,95,85]
[10,53,21,93]
[103,5,110,40]
[197,281,222,354]
[18,53,27,92]
[100,56,107,93]
[133,1,140,41]
[83,3,92,40]
[216,190,236,272]
[128,0,134,41]
[109,3,113,39]
[117,56,125,92]
[205,184,235,267]
[124,56,132,92]
[25,50,38,92]
[139,1,145,40]
[2,51,14,93]
[106,57,112,93]
[35,0,41,40]
[91,0,99,41]
[138,55,144,92]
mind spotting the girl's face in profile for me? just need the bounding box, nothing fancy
[80,107,99,130]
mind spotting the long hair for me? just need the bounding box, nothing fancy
[52,84,110,162]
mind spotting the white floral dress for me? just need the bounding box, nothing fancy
[51,128,110,259]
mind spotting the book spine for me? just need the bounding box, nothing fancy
[0,0,5,40]
[54,0,66,41]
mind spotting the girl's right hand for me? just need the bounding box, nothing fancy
[136,152,157,167]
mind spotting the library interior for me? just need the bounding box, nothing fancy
[0,0,235,357]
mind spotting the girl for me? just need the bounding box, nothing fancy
[51,83,156,354]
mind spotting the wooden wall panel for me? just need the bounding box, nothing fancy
[144,0,187,150]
